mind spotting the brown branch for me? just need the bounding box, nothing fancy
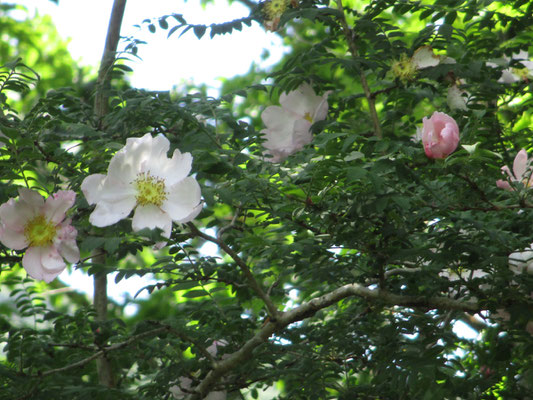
[92,0,127,387]
[94,0,127,121]
[187,222,279,319]
[336,0,382,139]
[92,254,115,387]
[187,283,478,399]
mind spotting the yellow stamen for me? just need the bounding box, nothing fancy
[133,172,167,207]
[24,214,57,247]
[512,67,531,81]
[391,54,418,82]
[264,0,289,20]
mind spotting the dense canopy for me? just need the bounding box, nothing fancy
[1,0,533,399]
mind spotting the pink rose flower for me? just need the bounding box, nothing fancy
[260,83,329,162]
[496,149,532,190]
[0,188,79,282]
[421,111,460,159]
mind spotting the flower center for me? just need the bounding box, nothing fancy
[133,172,167,207]
[391,54,418,82]
[24,214,57,247]
[304,112,313,123]
[265,0,288,19]
[512,67,530,81]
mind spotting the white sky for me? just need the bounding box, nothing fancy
[19,0,287,92]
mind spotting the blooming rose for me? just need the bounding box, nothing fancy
[421,111,460,159]
[496,149,533,191]
[260,83,329,162]
[81,133,202,241]
[0,188,79,282]
[391,46,442,82]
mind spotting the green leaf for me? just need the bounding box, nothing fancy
[193,25,206,39]
[182,289,209,298]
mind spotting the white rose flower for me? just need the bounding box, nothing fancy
[81,133,202,242]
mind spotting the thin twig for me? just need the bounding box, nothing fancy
[217,207,241,240]
[336,0,382,138]
[36,327,168,378]
[187,222,279,318]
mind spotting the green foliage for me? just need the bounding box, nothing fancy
[0,4,92,112]
[0,0,533,399]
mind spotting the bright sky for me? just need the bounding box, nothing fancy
[20,0,287,92]
[13,0,287,311]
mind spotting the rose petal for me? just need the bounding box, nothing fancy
[292,119,313,150]
[18,187,45,209]
[22,247,46,281]
[161,177,202,221]
[513,149,529,182]
[44,190,76,224]
[280,83,325,119]
[496,179,512,190]
[152,150,193,187]
[261,108,298,151]
[81,174,107,205]
[412,46,440,69]
[132,204,172,232]
[89,197,136,227]
[0,224,28,250]
[0,197,31,229]
[57,223,80,263]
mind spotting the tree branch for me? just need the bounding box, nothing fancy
[92,0,127,387]
[336,0,382,139]
[92,255,115,387]
[94,0,127,121]
[187,282,478,399]
[187,222,280,319]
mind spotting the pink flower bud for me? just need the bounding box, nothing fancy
[421,112,460,159]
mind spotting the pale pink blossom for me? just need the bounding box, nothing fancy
[496,149,532,190]
[81,133,202,243]
[421,112,460,159]
[261,83,329,162]
[0,188,79,282]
